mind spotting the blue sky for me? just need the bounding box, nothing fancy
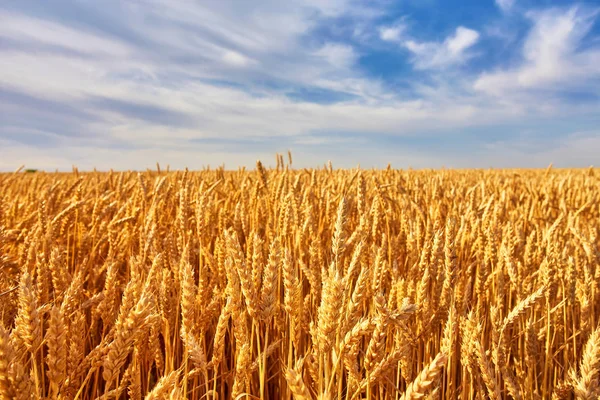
[0,0,599,170]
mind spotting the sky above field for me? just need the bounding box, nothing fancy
[1,1,599,170]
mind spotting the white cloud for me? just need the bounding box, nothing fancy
[314,43,357,69]
[126,1,388,99]
[0,1,385,99]
[495,0,515,13]
[403,26,480,69]
[379,22,407,42]
[0,47,516,146]
[446,27,480,54]
[475,6,600,95]
[222,50,256,67]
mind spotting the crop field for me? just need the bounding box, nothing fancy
[0,162,599,399]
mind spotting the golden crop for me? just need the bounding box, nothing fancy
[0,161,598,399]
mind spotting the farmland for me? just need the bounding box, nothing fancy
[0,163,598,399]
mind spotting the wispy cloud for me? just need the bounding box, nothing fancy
[495,0,516,13]
[380,22,481,70]
[475,6,600,95]
[378,20,407,42]
[0,10,131,57]
[404,26,480,70]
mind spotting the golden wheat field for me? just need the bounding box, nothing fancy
[0,160,599,400]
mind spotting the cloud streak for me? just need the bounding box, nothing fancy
[404,26,480,69]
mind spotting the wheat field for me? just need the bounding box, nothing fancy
[0,160,598,399]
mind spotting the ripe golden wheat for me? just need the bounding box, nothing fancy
[0,160,598,399]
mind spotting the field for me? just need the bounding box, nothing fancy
[0,161,599,399]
